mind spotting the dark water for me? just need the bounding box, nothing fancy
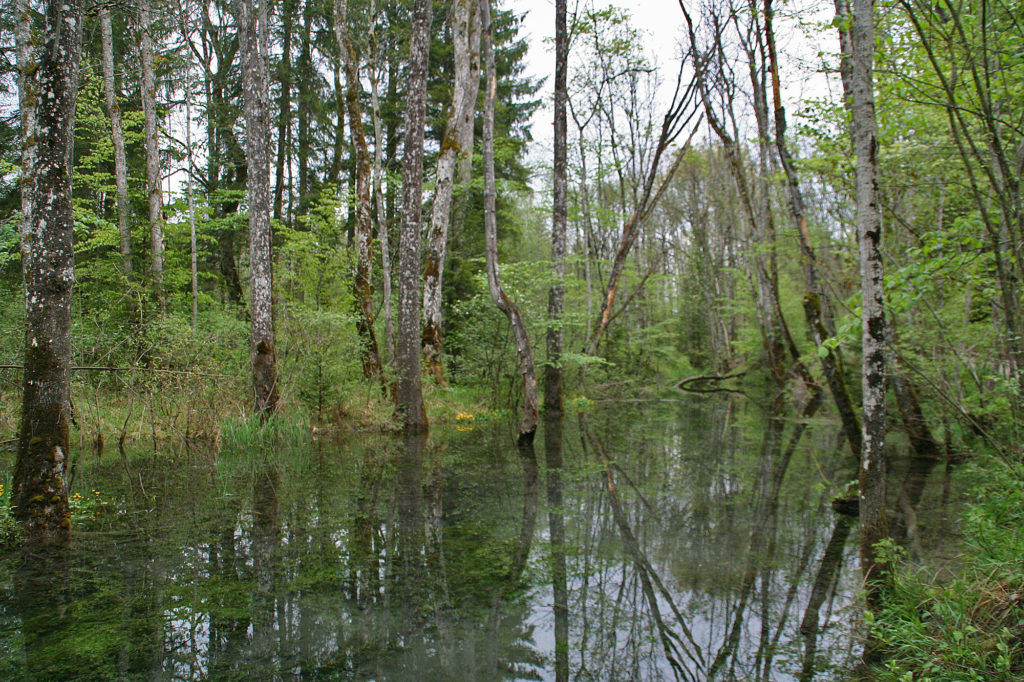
[0,397,898,680]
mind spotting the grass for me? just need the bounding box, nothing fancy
[869,456,1024,681]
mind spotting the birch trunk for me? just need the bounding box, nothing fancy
[100,10,134,281]
[396,0,432,432]
[335,0,384,389]
[239,0,279,417]
[845,0,889,604]
[546,0,568,413]
[139,0,165,311]
[481,0,538,445]
[422,0,478,386]
[14,0,84,541]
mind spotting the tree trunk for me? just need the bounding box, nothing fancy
[139,0,165,312]
[186,94,199,330]
[422,0,478,386]
[844,0,889,607]
[239,0,279,418]
[396,0,432,432]
[586,67,699,354]
[100,9,134,281]
[335,0,385,390]
[14,0,85,541]
[763,0,861,455]
[481,0,538,445]
[296,0,313,212]
[369,0,395,365]
[546,0,568,413]
[15,0,36,284]
[273,0,294,223]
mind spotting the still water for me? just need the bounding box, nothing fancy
[0,397,903,680]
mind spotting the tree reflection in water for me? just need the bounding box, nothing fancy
[0,396,946,679]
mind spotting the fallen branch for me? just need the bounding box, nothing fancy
[0,364,230,378]
[675,370,746,393]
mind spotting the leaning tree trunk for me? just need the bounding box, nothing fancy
[481,0,539,445]
[763,0,861,456]
[239,0,279,418]
[545,0,568,414]
[845,0,889,608]
[13,0,85,541]
[422,0,478,386]
[335,0,385,391]
[139,0,165,311]
[396,0,432,432]
[100,9,134,282]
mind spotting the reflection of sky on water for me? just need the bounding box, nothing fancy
[0,397,892,680]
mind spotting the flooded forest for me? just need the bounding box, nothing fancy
[1,0,1022,679]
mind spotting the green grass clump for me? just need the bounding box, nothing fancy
[872,457,1024,681]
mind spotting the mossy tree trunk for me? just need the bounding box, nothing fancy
[335,0,385,391]
[422,0,479,387]
[13,0,85,542]
[844,0,890,607]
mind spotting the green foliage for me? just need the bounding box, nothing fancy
[872,458,1024,680]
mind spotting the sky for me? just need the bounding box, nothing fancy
[513,0,842,175]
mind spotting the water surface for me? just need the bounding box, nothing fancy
[0,396,891,680]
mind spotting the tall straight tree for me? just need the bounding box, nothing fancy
[481,0,539,445]
[238,0,279,417]
[396,0,432,432]
[841,0,889,602]
[15,0,36,284]
[100,9,134,283]
[335,0,385,390]
[545,0,567,413]
[422,0,479,386]
[139,0,165,311]
[13,0,85,540]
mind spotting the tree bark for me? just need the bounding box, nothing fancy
[369,0,395,365]
[546,0,568,413]
[139,0,165,312]
[481,0,539,445]
[239,0,279,418]
[335,0,385,390]
[273,0,294,223]
[422,0,478,386]
[763,0,861,456]
[396,0,432,432]
[845,0,889,607]
[100,9,134,281]
[14,0,85,541]
[15,0,36,284]
[186,93,199,330]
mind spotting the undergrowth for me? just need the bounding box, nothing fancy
[871,456,1024,680]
